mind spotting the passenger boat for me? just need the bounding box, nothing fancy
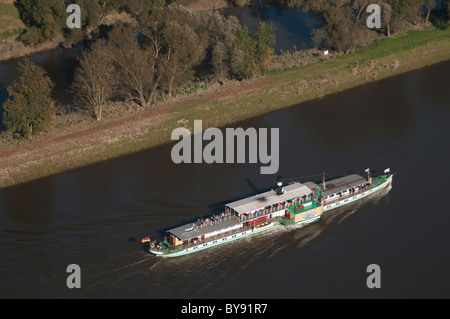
[142,168,394,257]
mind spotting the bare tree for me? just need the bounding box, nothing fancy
[108,25,161,108]
[72,41,116,121]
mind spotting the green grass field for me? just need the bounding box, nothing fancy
[0,2,25,39]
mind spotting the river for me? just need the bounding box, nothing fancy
[0,59,449,299]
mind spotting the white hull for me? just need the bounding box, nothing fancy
[297,215,321,225]
[150,221,278,257]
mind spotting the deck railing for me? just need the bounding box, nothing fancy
[323,175,388,205]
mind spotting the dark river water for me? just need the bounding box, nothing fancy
[0,45,83,111]
[0,59,449,299]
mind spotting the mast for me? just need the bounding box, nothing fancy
[322,172,326,190]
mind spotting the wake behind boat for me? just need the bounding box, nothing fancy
[142,168,394,257]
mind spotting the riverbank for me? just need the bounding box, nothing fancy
[0,26,449,189]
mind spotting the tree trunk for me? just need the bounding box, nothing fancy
[28,123,33,139]
[387,21,391,38]
[414,11,423,26]
[148,74,162,107]
[168,75,174,98]
[95,105,102,121]
[425,8,431,25]
[139,91,146,108]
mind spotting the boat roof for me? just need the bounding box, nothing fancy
[168,218,240,242]
[303,181,320,190]
[321,174,367,197]
[226,182,313,216]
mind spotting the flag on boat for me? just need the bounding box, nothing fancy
[365,168,370,173]
[141,236,151,243]
[384,168,390,174]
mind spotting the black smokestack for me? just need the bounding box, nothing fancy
[277,176,283,195]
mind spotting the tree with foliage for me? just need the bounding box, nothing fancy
[385,0,425,33]
[15,0,122,45]
[253,21,276,71]
[304,1,374,52]
[69,0,119,39]
[72,40,116,121]
[232,21,276,80]
[231,26,257,80]
[2,59,57,138]
[201,11,241,82]
[161,20,205,96]
[15,0,66,45]
[290,0,433,51]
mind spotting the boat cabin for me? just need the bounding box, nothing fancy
[225,182,314,222]
[321,174,367,202]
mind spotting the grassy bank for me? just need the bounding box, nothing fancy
[1,26,449,189]
[0,2,24,37]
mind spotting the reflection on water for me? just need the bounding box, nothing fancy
[222,3,322,52]
[0,45,83,111]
